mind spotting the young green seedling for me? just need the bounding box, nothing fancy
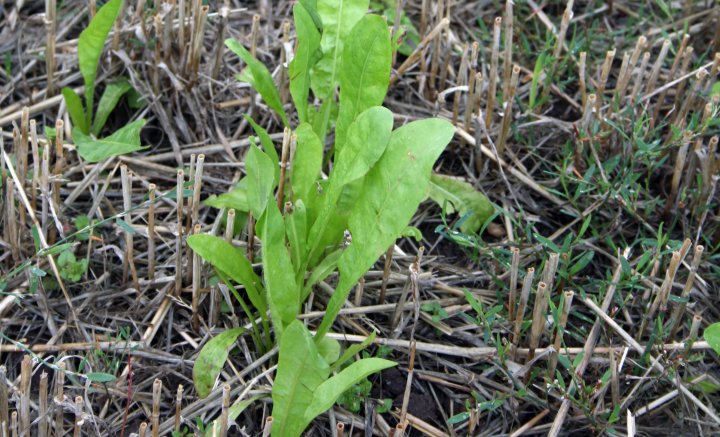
[189,3,461,435]
[62,0,146,162]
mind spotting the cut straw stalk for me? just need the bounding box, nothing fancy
[639,249,684,338]
[73,396,82,437]
[668,245,703,340]
[501,0,513,98]
[0,366,7,437]
[508,247,520,321]
[38,372,48,437]
[30,120,39,212]
[595,49,616,111]
[496,65,520,156]
[452,43,469,124]
[175,169,184,295]
[148,184,156,281]
[192,223,202,331]
[630,52,651,102]
[578,52,587,107]
[547,290,574,377]
[121,165,139,289]
[219,384,230,437]
[485,17,502,129]
[674,69,709,127]
[645,39,671,95]
[651,35,690,125]
[175,385,184,433]
[55,362,65,436]
[20,355,30,435]
[663,133,691,216]
[576,94,597,170]
[527,281,548,362]
[152,379,161,437]
[511,267,534,355]
[224,208,235,242]
[428,0,445,95]
[45,0,57,96]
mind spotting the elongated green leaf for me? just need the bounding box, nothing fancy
[78,0,123,129]
[317,337,341,364]
[272,321,330,437]
[204,181,249,212]
[262,203,299,334]
[300,0,323,31]
[303,248,342,300]
[186,234,265,314]
[427,174,494,234]
[332,106,393,186]
[335,14,391,151]
[92,80,132,135]
[705,323,720,355]
[62,87,88,134]
[286,199,308,279]
[245,115,280,183]
[316,118,455,340]
[74,119,146,162]
[193,327,246,399]
[329,330,377,371]
[290,3,321,123]
[306,106,392,262]
[245,143,275,218]
[292,123,323,203]
[226,39,289,126]
[304,357,396,422]
[86,372,116,383]
[310,0,369,101]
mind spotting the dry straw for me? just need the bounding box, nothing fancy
[527,281,549,361]
[485,17,502,129]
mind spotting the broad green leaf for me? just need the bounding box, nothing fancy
[245,115,280,183]
[317,337,341,364]
[193,327,246,398]
[186,234,265,315]
[78,0,123,129]
[427,173,494,234]
[204,182,249,212]
[704,323,720,355]
[286,199,308,277]
[316,118,455,340]
[272,321,330,437]
[86,372,117,383]
[62,87,87,134]
[73,119,146,162]
[92,80,132,135]
[304,357,396,422]
[335,14,391,151]
[310,0,369,101]
[245,143,275,218]
[226,39,289,126]
[299,0,323,31]
[292,123,323,203]
[290,3,321,123]
[262,203,299,334]
[332,106,393,186]
[330,330,377,371]
[306,106,392,262]
[204,395,264,437]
